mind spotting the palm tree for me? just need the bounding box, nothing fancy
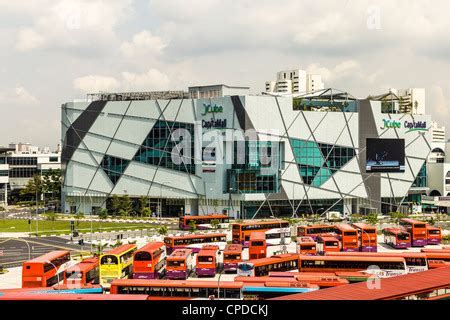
[189,220,197,233]
[158,226,168,236]
[210,219,220,229]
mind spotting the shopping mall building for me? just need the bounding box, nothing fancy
[61,85,432,218]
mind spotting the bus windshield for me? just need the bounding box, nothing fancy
[134,252,152,261]
[300,245,315,250]
[325,241,339,247]
[428,230,441,235]
[167,260,185,267]
[101,255,118,265]
[198,256,213,263]
[415,224,426,228]
[398,234,410,241]
[251,241,265,246]
[224,254,241,260]
[66,271,83,280]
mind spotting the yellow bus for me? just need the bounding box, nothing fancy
[99,244,137,288]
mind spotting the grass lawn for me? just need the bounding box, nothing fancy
[0,219,156,236]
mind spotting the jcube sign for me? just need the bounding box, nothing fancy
[201,103,223,116]
[381,119,428,133]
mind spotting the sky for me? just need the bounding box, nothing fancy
[1,0,450,149]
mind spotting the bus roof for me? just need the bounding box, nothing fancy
[202,244,219,251]
[0,293,148,300]
[104,244,137,255]
[233,220,288,226]
[250,232,266,241]
[297,237,316,244]
[271,265,450,300]
[426,225,441,231]
[299,224,333,229]
[198,248,217,257]
[168,249,192,259]
[400,218,427,225]
[325,252,427,259]
[351,223,377,230]
[422,252,450,259]
[24,250,70,264]
[111,279,243,289]
[334,224,357,232]
[243,254,298,266]
[164,233,226,240]
[317,235,339,241]
[182,214,229,220]
[224,244,243,253]
[65,258,98,273]
[299,255,405,262]
[135,242,164,254]
[383,227,409,234]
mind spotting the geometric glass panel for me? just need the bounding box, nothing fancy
[100,155,130,185]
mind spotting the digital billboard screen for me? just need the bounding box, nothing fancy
[366,138,405,173]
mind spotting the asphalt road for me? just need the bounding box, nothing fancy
[0,237,87,268]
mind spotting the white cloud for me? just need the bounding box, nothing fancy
[0,86,39,106]
[120,30,167,58]
[428,85,450,118]
[73,75,120,93]
[306,60,361,83]
[73,69,170,93]
[16,28,46,52]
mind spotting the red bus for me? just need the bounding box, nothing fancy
[350,223,378,252]
[399,218,427,247]
[421,252,450,269]
[325,252,428,274]
[164,233,227,254]
[0,293,148,300]
[382,228,411,249]
[64,257,99,286]
[296,237,317,255]
[334,224,359,252]
[22,251,72,288]
[316,235,340,255]
[110,279,243,299]
[232,220,290,246]
[297,224,337,240]
[237,254,299,277]
[249,232,267,259]
[223,244,243,273]
[132,242,166,280]
[235,274,349,289]
[196,245,218,277]
[178,214,230,230]
[166,249,194,280]
[298,255,407,278]
[426,225,442,245]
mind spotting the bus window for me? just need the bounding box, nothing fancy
[101,256,118,265]
[134,252,152,261]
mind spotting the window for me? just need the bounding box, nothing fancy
[134,252,151,261]
[133,120,195,174]
[101,255,118,265]
[49,156,59,162]
[100,155,130,185]
[198,256,213,263]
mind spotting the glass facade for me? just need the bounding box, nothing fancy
[293,99,357,112]
[9,168,39,178]
[133,120,195,174]
[228,141,283,194]
[291,138,355,187]
[411,164,427,188]
[7,157,38,166]
[100,155,130,185]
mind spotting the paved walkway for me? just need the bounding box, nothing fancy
[0,267,22,289]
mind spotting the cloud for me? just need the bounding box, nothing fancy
[120,30,167,58]
[428,85,450,118]
[73,69,170,93]
[13,0,134,53]
[0,86,39,106]
[73,75,120,93]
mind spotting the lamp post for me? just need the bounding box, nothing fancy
[159,182,172,218]
[217,266,225,300]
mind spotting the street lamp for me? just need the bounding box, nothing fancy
[46,260,60,285]
[159,182,172,218]
[217,265,225,300]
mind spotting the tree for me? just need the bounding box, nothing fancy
[20,175,44,201]
[389,212,407,225]
[118,209,127,217]
[158,226,168,236]
[120,195,133,217]
[189,220,197,233]
[366,213,379,225]
[139,196,149,217]
[98,208,108,220]
[210,219,220,229]
[94,242,107,255]
[42,169,62,205]
[142,207,152,218]
[109,195,121,217]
